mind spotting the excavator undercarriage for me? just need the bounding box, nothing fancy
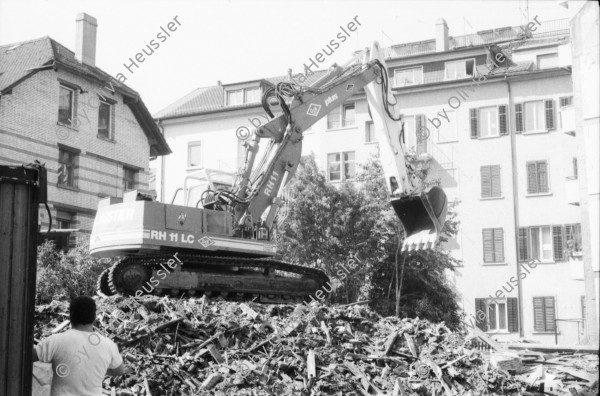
[97,253,329,304]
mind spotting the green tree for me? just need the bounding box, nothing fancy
[36,240,116,303]
[277,153,462,328]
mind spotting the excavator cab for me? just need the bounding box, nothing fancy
[391,186,448,251]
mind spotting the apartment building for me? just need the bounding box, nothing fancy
[0,14,170,246]
[153,18,592,344]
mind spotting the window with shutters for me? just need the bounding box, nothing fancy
[480,165,501,198]
[565,223,582,256]
[519,224,568,262]
[475,297,519,332]
[470,105,508,138]
[488,300,508,331]
[530,226,553,262]
[482,228,504,263]
[517,100,555,133]
[526,160,550,194]
[533,297,556,332]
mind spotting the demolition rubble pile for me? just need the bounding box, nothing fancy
[34,297,598,396]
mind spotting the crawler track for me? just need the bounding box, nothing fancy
[98,253,329,304]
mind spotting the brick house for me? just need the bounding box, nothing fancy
[0,13,170,246]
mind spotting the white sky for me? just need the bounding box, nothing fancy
[0,0,574,114]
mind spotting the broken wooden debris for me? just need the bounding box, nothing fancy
[33,296,598,396]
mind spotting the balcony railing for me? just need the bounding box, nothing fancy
[560,105,575,136]
[565,176,580,206]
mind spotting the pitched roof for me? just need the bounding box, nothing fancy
[0,37,170,156]
[154,71,328,120]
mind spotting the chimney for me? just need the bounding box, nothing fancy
[287,68,293,81]
[75,13,97,66]
[436,18,449,52]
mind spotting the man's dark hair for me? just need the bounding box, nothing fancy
[69,296,96,326]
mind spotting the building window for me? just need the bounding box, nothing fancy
[516,100,555,133]
[530,226,553,261]
[444,59,475,80]
[475,298,519,332]
[469,105,508,138]
[123,167,137,192]
[533,296,556,332]
[479,107,499,137]
[98,101,113,139]
[482,228,504,263]
[327,103,355,129]
[401,115,428,154]
[525,101,545,132]
[436,110,457,143]
[58,149,76,188]
[343,103,355,127]
[480,165,501,198]
[226,88,260,106]
[526,160,549,194]
[58,85,75,125]
[537,53,558,70]
[188,142,202,168]
[559,96,573,108]
[56,209,75,229]
[394,67,423,87]
[572,157,578,179]
[565,223,582,255]
[226,90,243,106]
[488,300,508,331]
[327,151,355,182]
[244,88,260,103]
[365,121,375,143]
[519,225,570,262]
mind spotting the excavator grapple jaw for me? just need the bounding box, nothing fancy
[391,186,448,252]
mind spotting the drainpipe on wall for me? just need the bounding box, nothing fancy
[157,119,166,202]
[505,75,525,337]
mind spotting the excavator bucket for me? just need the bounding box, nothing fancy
[391,186,448,251]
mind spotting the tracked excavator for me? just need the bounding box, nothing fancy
[91,42,448,303]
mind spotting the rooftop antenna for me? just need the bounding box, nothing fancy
[381,30,394,47]
[463,17,473,36]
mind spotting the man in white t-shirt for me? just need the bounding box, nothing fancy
[33,296,133,396]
